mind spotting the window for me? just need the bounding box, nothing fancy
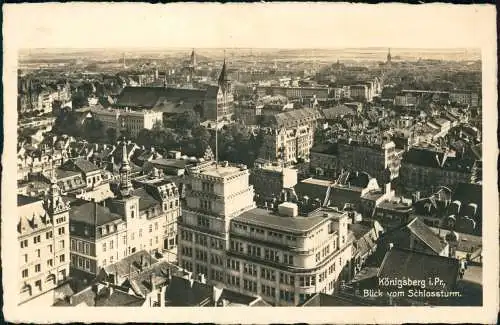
[261,268,276,281]
[58,227,65,235]
[85,259,90,269]
[33,235,41,244]
[22,269,28,278]
[102,243,107,252]
[59,240,65,250]
[110,240,114,249]
[139,229,143,237]
[155,222,158,230]
[149,224,153,233]
[36,249,41,258]
[46,231,53,239]
[59,254,65,263]
[243,263,258,277]
[20,239,28,248]
[35,264,41,273]
[197,216,210,228]
[47,259,53,267]
[24,254,28,263]
[284,254,294,265]
[48,244,53,253]
[123,235,127,245]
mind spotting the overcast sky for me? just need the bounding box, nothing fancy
[3,3,496,50]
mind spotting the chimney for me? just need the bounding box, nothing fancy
[199,273,206,284]
[212,284,224,306]
[150,274,156,292]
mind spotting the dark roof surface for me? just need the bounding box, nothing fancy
[69,201,123,226]
[406,218,448,254]
[378,248,460,291]
[165,276,212,306]
[73,158,100,173]
[131,187,160,211]
[17,195,41,206]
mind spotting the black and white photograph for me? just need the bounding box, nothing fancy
[2,3,497,324]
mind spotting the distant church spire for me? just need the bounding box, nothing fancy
[218,56,228,87]
[190,49,196,67]
[387,48,392,63]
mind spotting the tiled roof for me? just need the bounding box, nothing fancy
[321,105,355,119]
[116,86,207,108]
[69,201,123,226]
[264,108,320,128]
[406,218,448,254]
[73,158,100,173]
[378,248,460,291]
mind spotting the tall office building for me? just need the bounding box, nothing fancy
[177,160,353,306]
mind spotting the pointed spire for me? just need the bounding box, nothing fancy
[218,50,229,87]
[119,139,133,197]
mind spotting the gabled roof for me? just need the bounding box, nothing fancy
[378,248,460,291]
[406,217,448,254]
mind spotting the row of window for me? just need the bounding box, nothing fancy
[243,279,258,293]
[21,254,65,278]
[20,228,62,248]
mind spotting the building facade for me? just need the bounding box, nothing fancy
[68,142,181,277]
[18,180,71,305]
[177,161,353,306]
[91,107,163,137]
[258,108,321,165]
[310,139,401,185]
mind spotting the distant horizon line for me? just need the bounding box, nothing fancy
[19,47,481,52]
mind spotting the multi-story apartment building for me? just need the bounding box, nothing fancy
[177,161,353,306]
[258,108,321,165]
[250,162,298,202]
[68,142,181,277]
[310,138,401,185]
[348,85,372,102]
[255,86,329,100]
[91,107,163,137]
[398,147,476,194]
[449,90,480,107]
[18,180,71,306]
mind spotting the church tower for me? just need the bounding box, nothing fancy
[118,140,133,198]
[387,48,392,64]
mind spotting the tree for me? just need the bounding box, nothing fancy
[107,128,118,144]
[83,118,107,143]
[172,110,201,131]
